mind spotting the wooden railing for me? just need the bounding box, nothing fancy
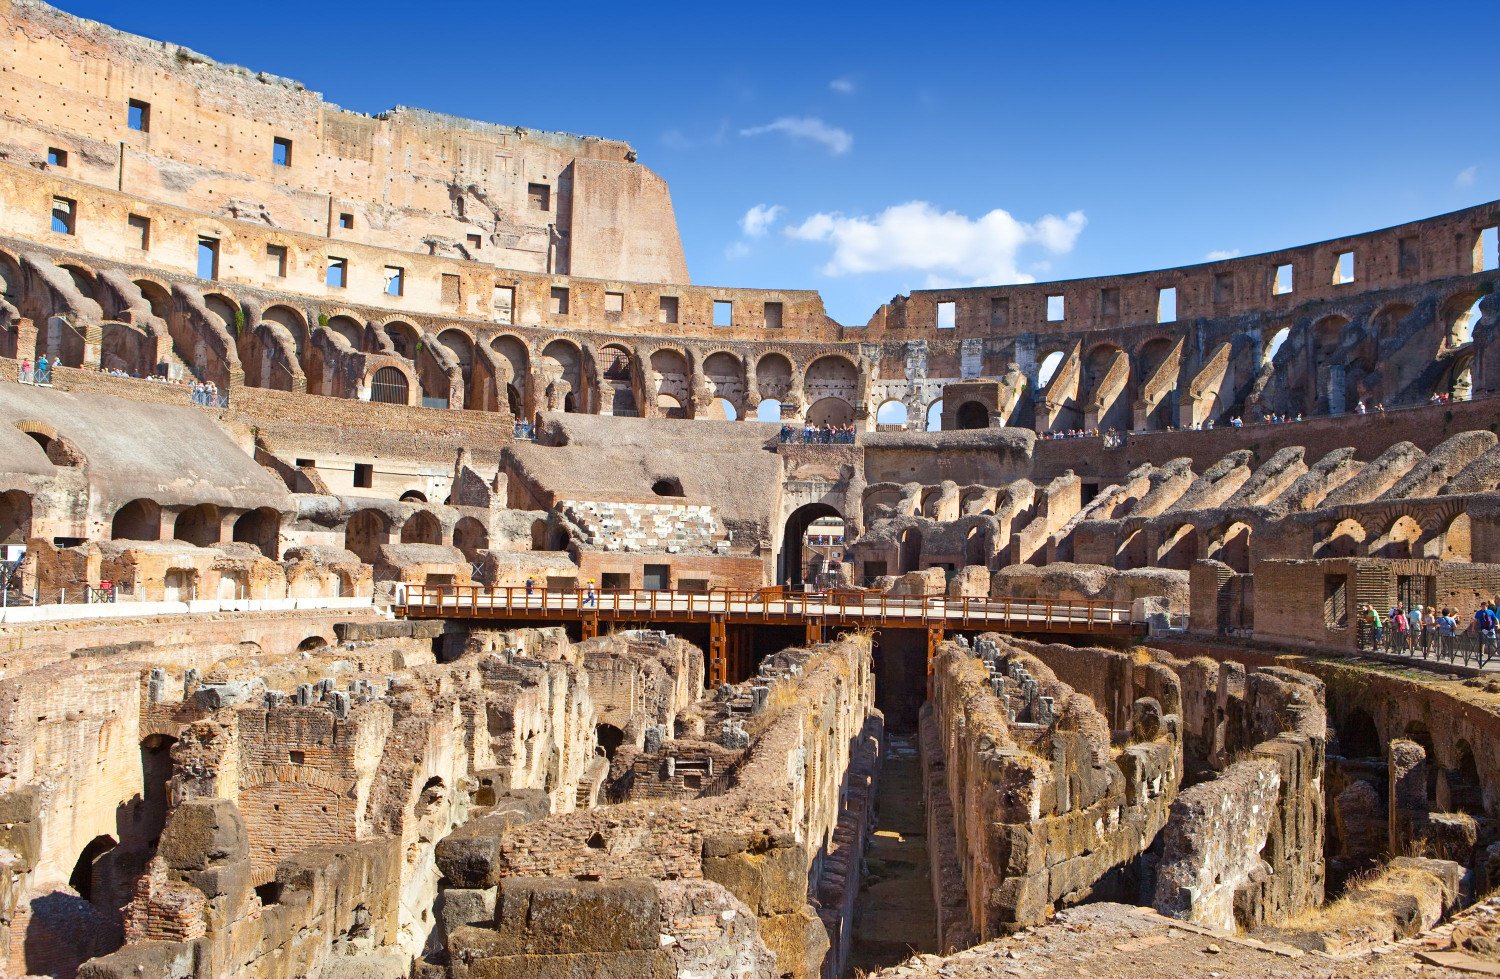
[395,585,1135,632]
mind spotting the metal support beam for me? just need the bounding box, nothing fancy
[709,615,728,688]
[926,623,945,698]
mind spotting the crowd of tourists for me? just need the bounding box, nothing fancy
[16,355,52,385]
[513,421,537,440]
[779,423,858,445]
[1359,600,1500,664]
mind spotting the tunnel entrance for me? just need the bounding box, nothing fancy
[781,502,844,588]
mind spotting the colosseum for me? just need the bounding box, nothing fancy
[3,2,1500,977]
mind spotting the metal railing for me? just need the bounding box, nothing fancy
[396,585,1134,631]
[1355,623,1497,668]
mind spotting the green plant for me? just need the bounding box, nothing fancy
[232,307,245,335]
[317,312,329,327]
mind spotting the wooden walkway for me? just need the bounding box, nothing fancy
[395,586,1144,687]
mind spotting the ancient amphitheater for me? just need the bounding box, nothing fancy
[4,2,1500,977]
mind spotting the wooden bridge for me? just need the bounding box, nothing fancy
[396,586,1145,687]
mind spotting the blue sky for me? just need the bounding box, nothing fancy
[66,0,1500,325]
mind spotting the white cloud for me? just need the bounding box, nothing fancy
[740,204,785,238]
[1457,165,1479,188]
[724,241,752,260]
[740,116,853,155]
[829,76,856,95]
[783,201,1086,285]
[1205,248,1241,261]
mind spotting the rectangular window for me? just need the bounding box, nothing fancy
[1398,236,1421,275]
[46,147,67,168]
[493,285,514,323]
[1100,287,1120,317]
[288,750,305,765]
[326,257,347,289]
[1272,263,1294,295]
[266,244,288,278]
[1213,271,1235,304]
[1045,294,1064,322]
[272,137,292,167]
[337,212,353,230]
[196,236,219,280]
[50,196,75,235]
[1323,574,1348,629]
[127,98,151,132]
[602,572,630,591]
[713,300,733,327]
[604,291,625,315]
[383,266,404,297]
[127,214,150,250]
[528,182,551,211]
[1333,250,1355,284]
[643,563,670,591]
[989,296,1009,327]
[659,296,679,324]
[936,300,956,329]
[1157,286,1177,323]
[441,273,461,306]
[764,301,783,328]
[1479,226,1499,272]
[295,458,315,468]
[353,463,373,489]
[466,233,482,252]
[550,286,569,315]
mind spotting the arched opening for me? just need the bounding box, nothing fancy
[699,398,738,421]
[1374,514,1422,559]
[650,348,692,417]
[897,526,923,574]
[1337,707,1381,758]
[400,510,443,545]
[755,353,793,404]
[1449,740,1483,815]
[1316,518,1366,559]
[806,397,854,426]
[454,516,489,561]
[1442,513,1473,562]
[595,723,625,761]
[656,393,688,419]
[1264,327,1291,366]
[232,507,280,559]
[0,252,23,305]
[756,399,782,423]
[599,344,637,417]
[0,490,32,545]
[437,328,478,410]
[134,279,173,323]
[370,366,410,405]
[1037,350,1065,388]
[262,305,308,355]
[139,734,176,851]
[702,351,746,418]
[783,502,844,588]
[345,509,391,562]
[1447,352,1475,402]
[1404,721,1440,802]
[955,401,989,430]
[875,400,909,428]
[1156,523,1198,570]
[173,504,221,547]
[69,834,119,903]
[62,265,97,303]
[926,400,944,431]
[1115,529,1148,570]
[325,314,364,351]
[298,635,328,652]
[652,477,685,498]
[1137,336,1178,430]
[399,490,428,504]
[1083,343,1130,431]
[22,429,84,467]
[111,499,161,541]
[805,355,858,409]
[541,339,584,413]
[1446,294,1482,347]
[1213,522,1252,573]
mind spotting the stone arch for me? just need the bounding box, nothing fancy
[1156,523,1198,570]
[436,328,479,410]
[598,343,638,416]
[400,510,443,545]
[650,348,692,416]
[111,499,161,541]
[0,490,31,545]
[370,365,411,406]
[1264,326,1291,366]
[69,834,119,904]
[454,516,489,561]
[755,353,794,401]
[1404,721,1440,801]
[60,263,98,303]
[540,338,584,412]
[325,314,364,351]
[897,526,923,575]
[399,490,428,503]
[1082,342,1130,432]
[173,504,221,547]
[262,305,308,355]
[1316,517,1367,558]
[807,397,854,426]
[1444,350,1475,402]
[17,423,85,466]
[926,399,944,431]
[875,399,909,428]
[1115,528,1148,570]
[1207,521,1252,573]
[1136,335,1179,430]
[955,401,989,430]
[1372,514,1423,559]
[1037,349,1066,388]
[1441,512,1473,562]
[702,351,747,416]
[383,320,420,359]
[490,334,530,415]
[233,507,280,559]
[655,393,687,419]
[804,355,858,412]
[133,278,173,323]
[1338,707,1382,758]
[783,502,844,587]
[345,508,391,562]
[1442,290,1483,347]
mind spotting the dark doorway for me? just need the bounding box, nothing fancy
[782,502,843,587]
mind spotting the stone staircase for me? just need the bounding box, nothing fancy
[557,500,729,554]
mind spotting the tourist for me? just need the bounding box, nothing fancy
[1364,604,1383,649]
[525,576,535,601]
[36,354,50,385]
[1437,607,1458,658]
[1420,605,1436,657]
[1473,602,1498,660]
[584,578,596,607]
[19,358,31,384]
[1389,606,1408,652]
[1356,400,1367,415]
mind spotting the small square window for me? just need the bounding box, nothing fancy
[604,291,624,315]
[1157,286,1177,323]
[289,750,305,765]
[441,273,461,306]
[1333,251,1355,285]
[659,296,679,324]
[1213,271,1235,305]
[493,285,515,323]
[295,458,315,468]
[1100,287,1120,317]
[128,214,150,250]
[466,233,482,252]
[936,301,956,329]
[550,286,569,315]
[1272,263,1294,295]
[337,212,353,230]
[197,236,219,280]
[989,297,1009,327]
[46,147,67,168]
[353,463,373,488]
[266,244,288,278]
[127,99,150,132]
[272,137,292,167]
[384,266,404,297]
[528,182,551,211]
[713,300,733,327]
[1045,294,1065,322]
[764,301,783,328]
[50,196,75,235]
[326,257,347,289]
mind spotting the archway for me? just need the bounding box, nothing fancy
[649,348,692,416]
[875,399,908,428]
[399,491,428,503]
[1337,707,1382,758]
[1264,327,1291,365]
[782,502,843,588]
[1316,518,1366,558]
[755,353,793,403]
[173,504,221,547]
[437,328,478,410]
[370,366,410,405]
[596,723,625,761]
[926,400,944,431]
[345,509,391,562]
[1212,522,1252,573]
[1374,515,1422,559]
[955,401,989,430]
[699,398,738,420]
[656,393,688,419]
[1156,523,1198,570]
[540,339,584,412]
[1441,513,1473,562]
[69,834,119,904]
[756,399,783,422]
[112,499,161,541]
[454,517,489,561]
[232,507,280,559]
[599,344,637,416]
[0,490,32,545]
[1445,294,1482,347]
[702,351,746,417]
[138,734,176,851]
[804,355,858,407]
[806,397,853,426]
[400,510,443,545]
[1404,721,1440,801]
[1037,350,1065,388]
[325,314,364,351]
